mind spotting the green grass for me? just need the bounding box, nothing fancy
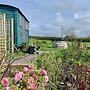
[84,42,90,47]
[6,51,26,60]
[31,38,90,63]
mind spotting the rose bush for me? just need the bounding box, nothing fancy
[1,78,9,90]
[15,72,23,83]
[0,64,49,90]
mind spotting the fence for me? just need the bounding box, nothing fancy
[0,13,14,60]
[0,13,6,60]
[6,18,14,53]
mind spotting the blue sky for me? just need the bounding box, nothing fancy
[0,0,90,37]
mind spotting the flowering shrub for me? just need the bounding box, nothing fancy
[1,78,9,90]
[15,72,23,83]
[0,64,49,90]
[40,69,47,76]
[23,67,29,73]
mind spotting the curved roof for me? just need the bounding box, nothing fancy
[0,4,29,23]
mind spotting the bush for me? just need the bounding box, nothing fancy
[0,64,49,90]
[35,41,90,89]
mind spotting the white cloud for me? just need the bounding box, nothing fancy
[73,13,90,37]
[30,24,37,27]
[74,13,79,19]
[55,12,63,24]
[26,0,90,37]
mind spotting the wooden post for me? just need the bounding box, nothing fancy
[11,19,14,53]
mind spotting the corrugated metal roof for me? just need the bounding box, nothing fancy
[0,4,29,23]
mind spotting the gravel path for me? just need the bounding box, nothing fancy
[12,54,36,65]
[4,54,36,65]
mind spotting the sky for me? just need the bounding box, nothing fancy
[0,0,90,37]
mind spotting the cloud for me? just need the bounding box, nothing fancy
[73,12,90,37]
[28,0,90,37]
[74,13,90,27]
[29,9,90,37]
[55,12,63,25]
[74,13,79,19]
[1,0,90,37]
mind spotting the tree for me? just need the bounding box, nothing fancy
[65,27,76,38]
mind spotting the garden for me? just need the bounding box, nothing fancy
[0,38,90,90]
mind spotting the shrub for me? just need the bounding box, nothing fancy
[35,41,90,89]
[0,64,49,90]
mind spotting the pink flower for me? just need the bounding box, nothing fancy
[26,82,37,90]
[23,67,29,72]
[40,69,47,76]
[31,83,37,90]
[15,72,23,82]
[44,76,49,82]
[1,78,9,87]
[4,86,9,90]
